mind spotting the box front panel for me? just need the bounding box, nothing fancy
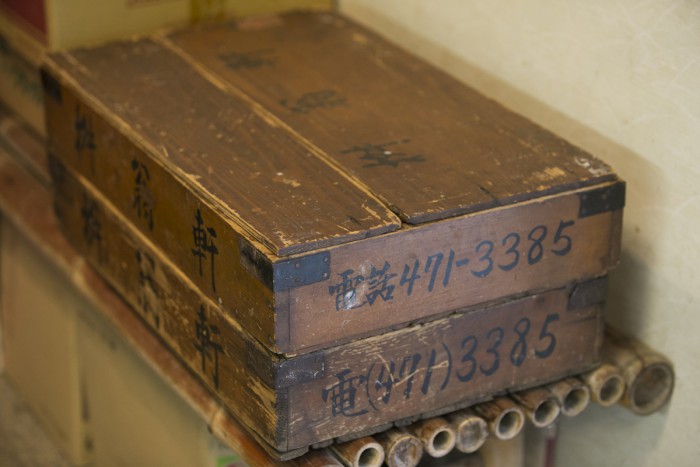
[288,282,604,448]
[285,182,622,352]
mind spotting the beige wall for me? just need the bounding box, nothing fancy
[340,1,699,465]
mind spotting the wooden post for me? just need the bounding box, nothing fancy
[375,428,423,467]
[579,363,625,407]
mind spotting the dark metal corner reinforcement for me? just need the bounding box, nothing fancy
[239,237,331,292]
[578,182,625,218]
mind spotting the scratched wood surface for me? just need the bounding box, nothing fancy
[165,12,616,224]
[51,159,605,453]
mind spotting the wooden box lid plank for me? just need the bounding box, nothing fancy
[43,40,400,257]
[165,12,616,224]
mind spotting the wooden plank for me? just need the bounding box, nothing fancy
[164,12,616,224]
[50,158,285,450]
[51,160,605,452]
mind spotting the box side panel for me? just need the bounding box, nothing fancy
[52,163,286,451]
[287,282,604,448]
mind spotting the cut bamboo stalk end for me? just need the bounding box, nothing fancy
[375,428,423,467]
[472,397,525,440]
[580,363,625,407]
[547,377,591,417]
[511,387,561,428]
[604,327,675,415]
[446,409,489,453]
[408,417,456,458]
[330,437,385,467]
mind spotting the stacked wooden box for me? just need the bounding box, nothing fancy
[41,11,624,459]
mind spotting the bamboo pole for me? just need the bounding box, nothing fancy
[511,387,560,428]
[408,417,456,458]
[603,327,675,415]
[547,377,590,417]
[472,397,524,440]
[330,437,385,467]
[446,409,489,453]
[375,428,423,467]
[579,363,625,407]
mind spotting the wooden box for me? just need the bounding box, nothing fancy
[51,153,606,457]
[41,11,624,357]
